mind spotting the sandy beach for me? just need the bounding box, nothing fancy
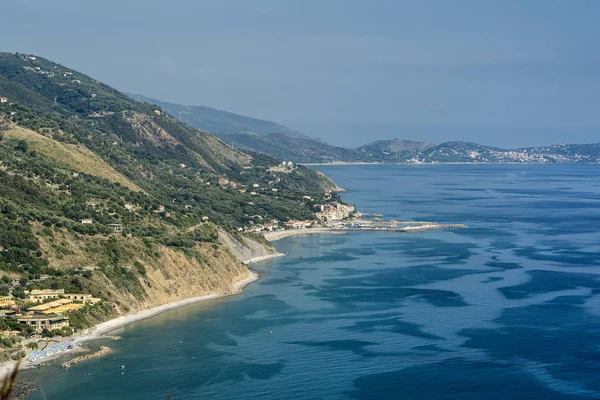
[0,270,260,379]
[263,228,345,242]
[74,270,259,344]
[243,253,286,264]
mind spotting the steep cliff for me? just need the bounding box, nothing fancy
[30,225,271,328]
[218,230,281,263]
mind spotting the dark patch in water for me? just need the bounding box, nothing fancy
[374,238,477,264]
[346,247,377,256]
[202,360,287,384]
[260,278,294,285]
[287,340,384,357]
[482,276,504,283]
[499,270,600,299]
[288,252,359,264]
[514,246,600,266]
[485,261,522,270]
[413,344,453,352]
[323,264,482,288]
[348,358,573,400]
[310,284,468,309]
[344,317,441,339]
[459,301,600,393]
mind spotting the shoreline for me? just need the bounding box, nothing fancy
[263,228,345,242]
[242,253,286,264]
[262,222,467,242]
[73,269,260,345]
[302,161,567,166]
[1,269,261,379]
[2,223,467,379]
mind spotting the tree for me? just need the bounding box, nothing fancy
[26,342,38,350]
[14,139,28,153]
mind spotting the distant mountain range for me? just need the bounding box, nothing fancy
[358,140,600,164]
[127,93,365,164]
[130,95,600,165]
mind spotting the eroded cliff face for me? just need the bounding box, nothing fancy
[218,230,280,263]
[35,228,275,323]
[123,242,250,313]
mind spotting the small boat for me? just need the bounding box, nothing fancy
[298,256,304,259]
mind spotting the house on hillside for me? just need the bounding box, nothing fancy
[107,223,122,233]
[218,177,229,187]
[17,315,69,333]
[0,297,16,309]
[0,97,8,103]
[80,219,93,224]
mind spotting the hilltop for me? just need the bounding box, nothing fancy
[127,93,315,141]
[0,52,344,346]
[128,94,366,164]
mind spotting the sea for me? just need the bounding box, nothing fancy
[24,164,600,399]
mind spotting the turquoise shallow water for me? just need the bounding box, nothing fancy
[25,165,600,399]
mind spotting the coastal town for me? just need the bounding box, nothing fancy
[0,288,101,363]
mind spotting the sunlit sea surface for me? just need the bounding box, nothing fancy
[26,165,600,399]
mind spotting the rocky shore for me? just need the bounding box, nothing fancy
[9,379,38,400]
[61,346,113,369]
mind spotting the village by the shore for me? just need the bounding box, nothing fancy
[0,269,260,381]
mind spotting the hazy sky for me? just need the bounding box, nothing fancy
[2,0,599,147]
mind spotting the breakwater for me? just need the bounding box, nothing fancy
[342,223,468,232]
[60,347,113,369]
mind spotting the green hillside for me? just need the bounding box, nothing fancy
[128,94,370,163]
[0,52,342,333]
[127,93,314,140]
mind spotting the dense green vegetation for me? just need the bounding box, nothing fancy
[0,52,343,332]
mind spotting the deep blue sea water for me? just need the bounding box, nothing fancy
[25,165,600,399]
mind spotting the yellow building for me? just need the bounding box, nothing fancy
[47,303,85,314]
[27,299,85,315]
[0,296,16,309]
[17,315,69,333]
[27,290,100,305]
[27,289,65,303]
[63,294,101,305]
